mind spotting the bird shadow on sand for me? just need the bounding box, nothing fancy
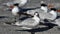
[15,22,57,34]
[0,16,8,18]
[19,16,31,21]
[18,7,40,12]
[56,16,60,19]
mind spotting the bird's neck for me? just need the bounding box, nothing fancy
[41,6,48,12]
[32,15,40,22]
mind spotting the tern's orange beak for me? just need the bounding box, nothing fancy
[57,10,60,12]
[9,5,14,9]
[48,4,60,12]
[48,4,54,8]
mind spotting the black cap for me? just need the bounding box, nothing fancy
[34,12,38,15]
[14,3,19,6]
[34,12,40,18]
[50,8,57,11]
[41,3,47,7]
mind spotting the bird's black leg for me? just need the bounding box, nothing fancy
[16,15,21,22]
[15,17,17,22]
[31,32,35,34]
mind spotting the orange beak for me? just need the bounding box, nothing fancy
[48,4,54,8]
[57,10,60,12]
[48,4,60,12]
[9,5,14,9]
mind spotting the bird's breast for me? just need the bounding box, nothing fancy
[12,7,19,15]
[33,16,40,22]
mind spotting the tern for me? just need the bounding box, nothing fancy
[13,12,41,29]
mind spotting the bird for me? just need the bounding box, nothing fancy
[26,4,48,23]
[3,0,28,7]
[47,8,58,21]
[26,1,48,18]
[12,12,41,29]
[12,3,19,15]
[13,0,28,7]
[2,0,28,11]
[40,1,48,13]
[11,3,22,22]
[27,1,48,14]
[11,3,28,22]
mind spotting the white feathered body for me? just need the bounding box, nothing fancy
[49,10,57,20]
[12,6,19,16]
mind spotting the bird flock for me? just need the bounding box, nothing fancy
[2,0,60,29]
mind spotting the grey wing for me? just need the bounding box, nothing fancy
[37,9,55,20]
[20,18,39,27]
[45,11,57,20]
[26,8,42,15]
[27,9,38,15]
[45,13,53,19]
[40,12,53,20]
[20,18,35,25]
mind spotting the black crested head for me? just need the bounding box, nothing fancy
[34,12,40,17]
[50,8,57,11]
[41,3,47,7]
[14,3,19,6]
